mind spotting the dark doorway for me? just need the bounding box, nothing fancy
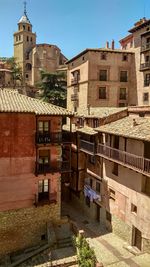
[132,226,142,251]
[96,204,100,222]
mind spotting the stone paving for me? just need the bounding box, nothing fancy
[62,201,150,267]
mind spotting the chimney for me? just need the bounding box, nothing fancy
[111,40,115,50]
[106,41,109,49]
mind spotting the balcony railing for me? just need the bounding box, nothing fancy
[71,93,78,101]
[97,143,150,176]
[140,62,150,70]
[36,132,72,144]
[35,161,71,175]
[80,140,95,155]
[141,43,150,52]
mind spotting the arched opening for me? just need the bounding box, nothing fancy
[26,63,32,71]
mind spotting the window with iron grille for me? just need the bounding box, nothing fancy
[96,182,101,192]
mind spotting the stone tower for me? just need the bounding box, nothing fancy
[13,2,36,84]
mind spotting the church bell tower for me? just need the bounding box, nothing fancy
[14,2,36,84]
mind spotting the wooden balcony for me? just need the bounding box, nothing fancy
[35,161,71,176]
[141,43,150,52]
[80,140,95,155]
[97,144,150,176]
[36,132,72,144]
[140,62,150,71]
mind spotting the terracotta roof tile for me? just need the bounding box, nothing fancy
[0,89,72,116]
[96,116,150,141]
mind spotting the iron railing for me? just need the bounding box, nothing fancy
[35,161,71,175]
[36,132,71,144]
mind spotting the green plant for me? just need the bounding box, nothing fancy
[73,234,96,267]
[37,70,67,107]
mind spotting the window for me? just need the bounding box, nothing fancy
[38,121,49,133]
[146,55,149,62]
[101,53,107,60]
[122,54,128,61]
[16,36,18,42]
[25,74,29,79]
[90,178,93,188]
[144,73,150,86]
[31,37,32,42]
[143,92,149,102]
[112,163,118,176]
[96,182,100,192]
[26,52,30,60]
[131,204,137,214]
[26,63,32,71]
[146,37,150,44]
[93,119,99,128]
[99,70,107,81]
[28,26,30,31]
[119,88,126,100]
[38,179,49,201]
[27,36,29,42]
[82,56,85,60]
[120,71,128,82]
[99,87,106,99]
[23,25,25,30]
[38,179,49,193]
[19,35,21,41]
[89,155,96,164]
[106,211,112,222]
[109,188,116,201]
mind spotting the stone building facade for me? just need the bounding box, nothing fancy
[120,18,150,106]
[66,47,136,113]
[13,6,67,86]
[0,89,72,256]
[71,107,150,253]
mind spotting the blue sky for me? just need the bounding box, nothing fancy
[0,0,150,59]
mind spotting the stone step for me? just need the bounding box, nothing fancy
[51,255,77,267]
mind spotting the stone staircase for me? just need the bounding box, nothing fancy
[1,222,78,267]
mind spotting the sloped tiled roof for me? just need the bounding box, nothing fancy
[0,89,72,116]
[76,107,127,118]
[77,126,97,135]
[96,116,150,141]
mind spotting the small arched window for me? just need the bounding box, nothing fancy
[23,25,25,30]
[28,26,30,31]
[27,36,29,42]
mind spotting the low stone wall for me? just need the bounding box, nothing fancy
[0,203,60,257]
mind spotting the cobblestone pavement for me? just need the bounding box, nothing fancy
[62,201,150,267]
